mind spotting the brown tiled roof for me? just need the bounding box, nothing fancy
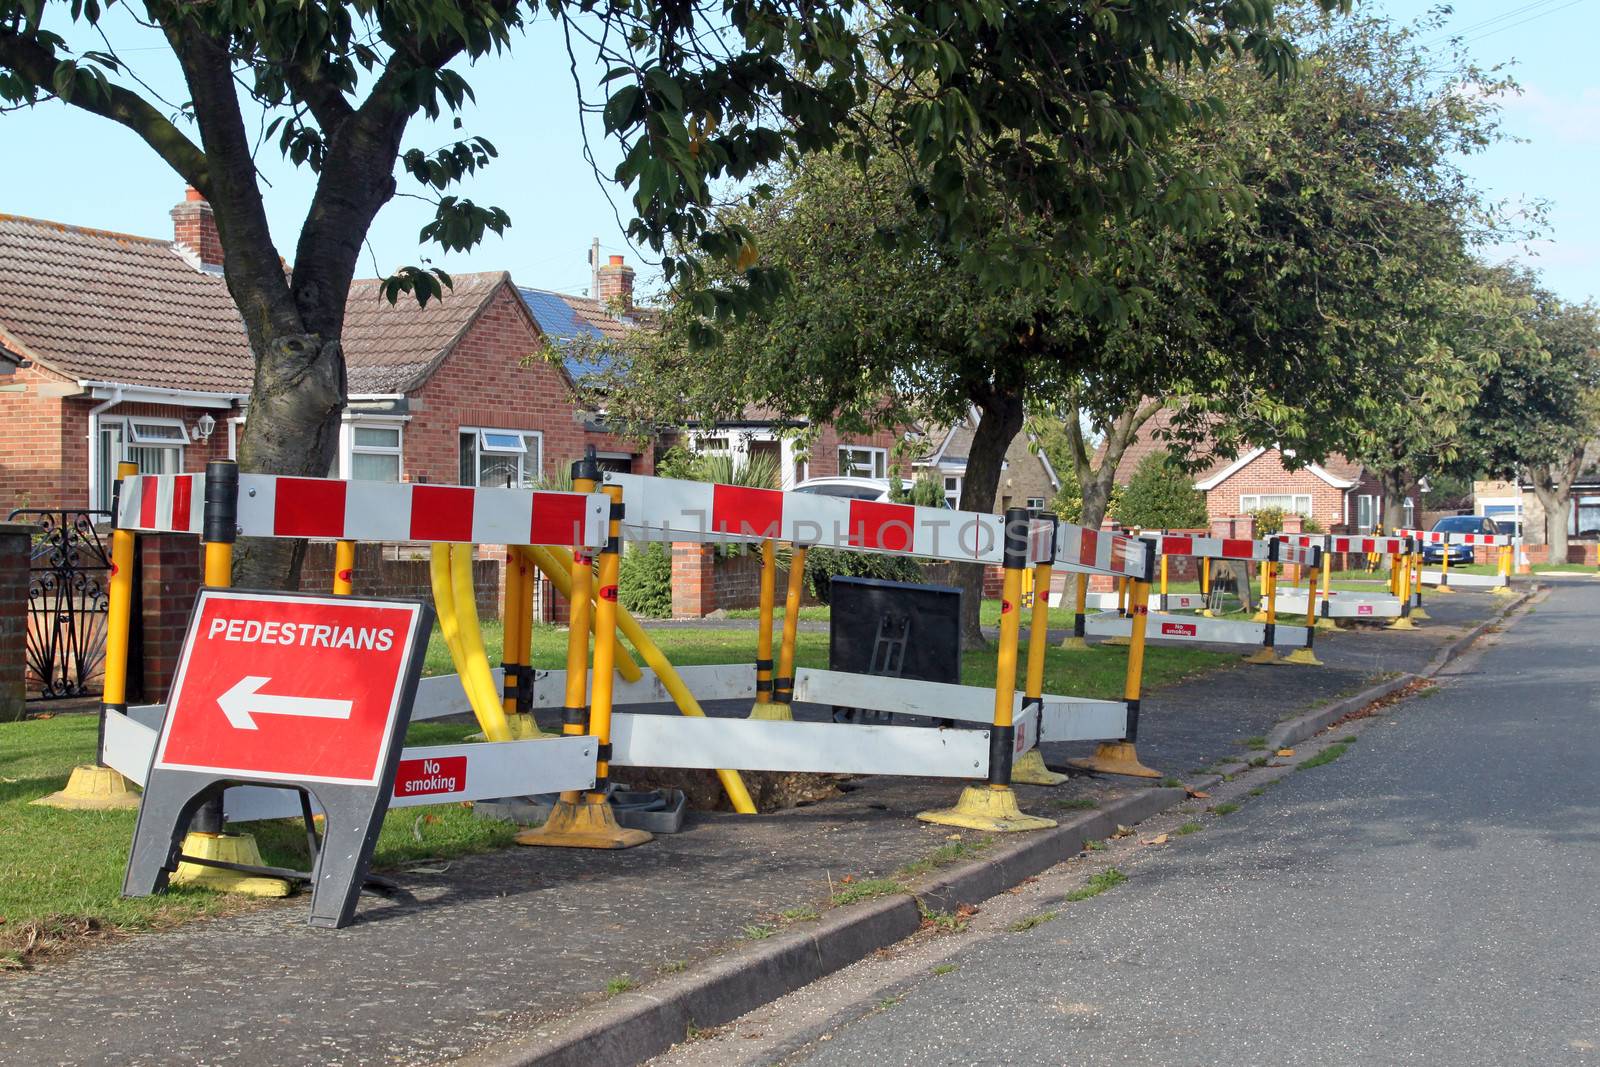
[341,271,511,394]
[1095,408,1230,484]
[0,213,517,397]
[0,214,254,393]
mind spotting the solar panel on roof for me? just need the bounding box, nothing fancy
[517,287,606,342]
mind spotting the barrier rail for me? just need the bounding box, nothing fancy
[1394,527,1517,594]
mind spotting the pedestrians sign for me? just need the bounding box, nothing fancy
[152,591,424,784]
[125,589,434,928]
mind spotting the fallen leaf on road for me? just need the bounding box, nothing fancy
[1276,748,1295,757]
[1140,833,1170,846]
[1185,789,1210,799]
[1111,824,1134,838]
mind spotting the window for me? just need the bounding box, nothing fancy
[94,417,187,510]
[1026,497,1046,511]
[348,422,402,482]
[1403,496,1416,529]
[838,445,887,479]
[1354,494,1376,531]
[1241,493,1313,517]
[943,474,963,509]
[459,427,541,488]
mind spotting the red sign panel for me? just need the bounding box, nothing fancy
[1160,622,1197,637]
[394,756,468,798]
[154,590,426,785]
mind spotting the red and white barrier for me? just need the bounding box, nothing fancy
[606,473,1151,577]
[1084,610,1312,649]
[117,472,608,547]
[1396,528,1508,547]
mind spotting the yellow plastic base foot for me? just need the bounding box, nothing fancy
[170,832,293,897]
[1067,741,1162,779]
[1010,748,1068,786]
[916,785,1057,832]
[514,794,653,850]
[1491,585,1515,597]
[1059,636,1091,652]
[1280,648,1323,666]
[749,702,794,721]
[1251,610,1269,623]
[1315,617,1340,632]
[1410,606,1430,620]
[1242,647,1281,665]
[1386,616,1419,630]
[1101,636,1130,647]
[1200,609,1215,618]
[1433,585,1456,595]
[32,764,142,810]
[466,713,560,742]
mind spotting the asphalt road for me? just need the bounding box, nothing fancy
[657,580,1600,1066]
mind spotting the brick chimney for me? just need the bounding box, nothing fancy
[171,186,224,272]
[596,253,634,312]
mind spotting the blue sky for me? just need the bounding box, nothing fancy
[0,0,1593,303]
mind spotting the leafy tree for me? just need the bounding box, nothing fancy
[5,0,1298,585]
[1465,271,1600,562]
[1115,452,1209,531]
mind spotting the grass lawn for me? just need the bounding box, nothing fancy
[0,714,504,966]
[4,618,1230,964]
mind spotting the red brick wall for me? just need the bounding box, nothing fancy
[0,522,31,720]
[0,363,234,513]
[137,534,202,702]
[805,425,912,480]
[404,285,649,486]
[1526,542,1598,565]
[1203,451,1346,530]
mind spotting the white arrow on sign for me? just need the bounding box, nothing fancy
[218,676,355,731]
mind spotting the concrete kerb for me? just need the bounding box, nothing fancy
[453,788,1183,1067]
[457,586,1535,1067]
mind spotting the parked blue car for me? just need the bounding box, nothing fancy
[1421,514,1500,565]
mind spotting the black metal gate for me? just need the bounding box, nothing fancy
[6,509,113,699]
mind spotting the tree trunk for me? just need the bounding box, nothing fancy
[1378,468,1412,532]
[955,385,1026,649]
[1068,399,1163,531]
[1530,454,1581,565]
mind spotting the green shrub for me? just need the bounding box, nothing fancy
[890,472,948,508]
[1249,506,1286,535]
[1115,452,1209,530]
[618,543,673,618]
[804,546,923,604]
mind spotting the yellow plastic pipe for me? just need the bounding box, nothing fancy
[589,484,625,789]
[755,539,777,705]
[520,544,642,683]
[1024,562,1053,701]
[102,462,138,713]
[451,544,513,743]
[502,553,524,716]
[333,540,355,596]
[776,545,809,704]
[430,544,512,743]
[526,544,757,814]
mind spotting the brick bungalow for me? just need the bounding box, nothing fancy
[0,190,650,518]
[1103,410,1391,533]
[916,411,1061,513]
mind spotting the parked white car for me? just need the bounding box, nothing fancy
[791,476,895,502]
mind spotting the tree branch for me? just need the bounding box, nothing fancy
[0,27,209,189]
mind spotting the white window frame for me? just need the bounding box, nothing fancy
[94,416,189,510]
[838,445,888,479]
[126,417,189,446]
[1241,493,1313,517]
[943,474,964,509]
[340,417,405,482]
[459,425,542,488]
[1026,497,1046,511]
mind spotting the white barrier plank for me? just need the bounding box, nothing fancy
[1276,592,1402,618]
[1037,698,1128,743]
[1419,570,1505,588]
[409,663,758,724]
[1083,611,1310,648]
[792,668,996,723]
[99,710,598,823]
[610,713,989,778]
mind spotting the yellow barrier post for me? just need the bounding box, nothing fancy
[1013,515,1067,787]
[1200,555,1214,617]
[36,461,143,810]
[1283,546,1324,665]
[524,545,756,813]
[1435,535,1456,594]
[1061,572,1090,651]
[497,551,541,739]
[749,539,782,719]
[519,545,641,683]
[1409,544,1430,619]
[766,543,808,721]
[1315,541,1338,631]
[1492,543,1515,596]
[920,508,1056,830]
[1159,554,1169,611]
[515,551,536,716]
[519,460,650,848]
[1070,538,1161,778]
[1388,547,1418,629]
[171,461,291,897]
[1244,553,1281,664]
